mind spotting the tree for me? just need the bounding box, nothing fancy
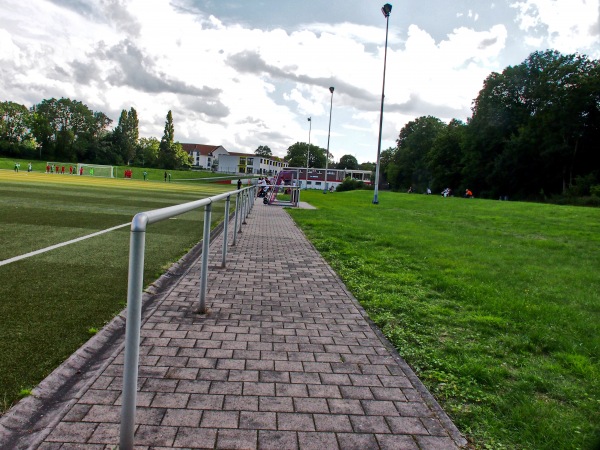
[113,107,139,164]
[255,145,272,157]
[359,161,375,172]
[464,50,600,198]
[0,101,35,157]
[426,119,466,192]
[338,154,359,170]
[29,98,112,162]
[157,111,191,170]
[136,137,160,167]
[158,110,177,169]
[285,142,327,168]
[391,116,445,190]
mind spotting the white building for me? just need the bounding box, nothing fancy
[181,144,229,169]
[218,152,289,175]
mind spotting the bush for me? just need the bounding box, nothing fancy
[336,178,365,192]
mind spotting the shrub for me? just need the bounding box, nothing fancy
[336,178,365,192]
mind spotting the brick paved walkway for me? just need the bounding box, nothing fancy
[1,198,466,449]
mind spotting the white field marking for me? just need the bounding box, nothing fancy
[0,222,131,267]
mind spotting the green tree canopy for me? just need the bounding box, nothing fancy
[463,49,600,198]
[255,145,272,157]
[0,101,35,156]
[426,119,466,192]
[29,97,112,162]
[136,137,160,167]
[113,107,139,164]
[285,142,327,168]
[338,154,359,170]
[390,116,445,191]
[158,111,191,170]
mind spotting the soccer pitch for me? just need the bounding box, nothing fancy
[0,170,231,410]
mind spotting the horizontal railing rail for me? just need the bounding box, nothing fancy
[119,185,257,450]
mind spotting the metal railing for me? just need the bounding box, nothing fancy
[119,185,256,450]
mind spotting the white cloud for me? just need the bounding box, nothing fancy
[511,0,600,56]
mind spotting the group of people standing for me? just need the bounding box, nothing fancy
[45,164,83,175]
[13,162,32,172]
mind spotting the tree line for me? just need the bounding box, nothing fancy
[3,49,596,199]
[0,99,191,170]
[380,50,600,201]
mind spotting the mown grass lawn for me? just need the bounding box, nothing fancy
[0,170,232,411]
[289,190,600,450]
[0,156,237,183]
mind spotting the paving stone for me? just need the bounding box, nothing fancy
[313,414,353,432]
[88,423,119,444]
[216,429,257,449]
[376,434,420,450]
[386,416,430,435]
[224,395,259,411]
[277,412,315,431]
[258,430,298,450]
[293,397,329,414]
[161,408,202,427]
[349,415,391,434]
[335,432,379,449]
[134,424,177,446]
[201,410,239,428]
[45,422,96,443]
[173,427,217,448]
[259,396,294,412]
[239,411,277,430]
[298,431,339,449]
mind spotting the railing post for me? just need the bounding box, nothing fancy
[119,226,147,450]
[237,192,243,234]
[233,192,240,243]
[221,195,230,267]
[242,189,248,225]
[197,203,212,314]
[245,188,251,216]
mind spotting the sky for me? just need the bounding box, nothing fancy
[1,0,599,164]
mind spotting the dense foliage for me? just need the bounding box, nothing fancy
[381,50,600,201]
[285,141,328,167]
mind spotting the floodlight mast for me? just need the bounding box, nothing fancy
[306,117,311,184]
[373,3,392,204]
[324,87,334,194]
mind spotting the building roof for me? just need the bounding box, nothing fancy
[181,143,223,156]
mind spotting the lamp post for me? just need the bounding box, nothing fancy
[306,117,311,187]
[324,86,334,193]
[373,3,392,205]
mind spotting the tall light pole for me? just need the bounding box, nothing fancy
[324,86,334,194]
[306,117,311,186]
[373,3,392,204]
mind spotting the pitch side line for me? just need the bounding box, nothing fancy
[0,222,131,267]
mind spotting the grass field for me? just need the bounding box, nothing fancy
[0,157,241,183]
[289,190,600,450]
[0,169,233,411]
